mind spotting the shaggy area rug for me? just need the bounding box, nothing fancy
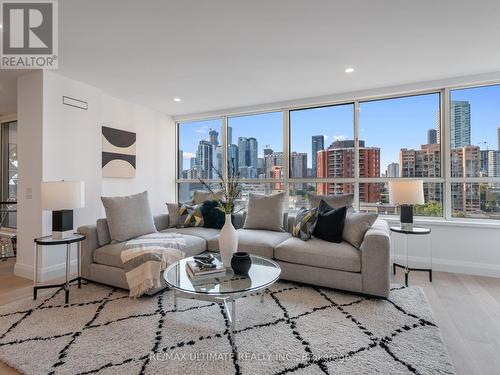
[0,281,454,375]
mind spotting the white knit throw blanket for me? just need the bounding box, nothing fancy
[121,233,185,298]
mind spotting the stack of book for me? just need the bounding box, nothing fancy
[186,258,226,283]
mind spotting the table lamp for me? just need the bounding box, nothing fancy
[41,181,84,239]
[389,180,424,230]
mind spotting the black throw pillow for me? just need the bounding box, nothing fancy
[200,200,226,229]
[312,200,347,243]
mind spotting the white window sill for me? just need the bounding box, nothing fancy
[378,215,500,229]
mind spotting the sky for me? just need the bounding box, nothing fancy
[179,85,500,173]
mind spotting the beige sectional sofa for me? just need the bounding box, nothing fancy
[78,212,391,297]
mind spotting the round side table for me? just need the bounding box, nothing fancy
[33,233,86,304]
[390,226,432,286]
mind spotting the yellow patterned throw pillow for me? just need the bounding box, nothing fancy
[178,203,204,228]
[292,206,319,241]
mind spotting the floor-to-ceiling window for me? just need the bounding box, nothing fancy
[227,111,284,202]
[289,103,354,210]
[177,118,223,202]
[358,93,443,217]
[176,82,500,221]
[449,84,500,219]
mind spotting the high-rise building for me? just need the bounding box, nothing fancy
[190,157,197,169]
[450,145,481,213]
[400,143,441,203]
[265,152,283,178]
[214,145,222,175]
[228,144,239,170]
[270,166,284,190]
[450,145,480,178]
[196,140,213,179]
[248,137,258,170]
[480,150,489,177]
[316,140,380,202]
[291,152,307,190]
[290,152,307,178]
[238,137,249,169]
[488,150,500,178]
[263,147,273,157]
[427,129,437,145]
[311,135,324,178]
[209,128,219,147]
[386,162,400,178]
[228,126,232,145]
[450,101,471,148]
[497,126,500,150]
[257,157,265,177]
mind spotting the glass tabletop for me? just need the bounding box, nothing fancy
[34,233,86,245]
[390,225,431,235]
[163,253,281,296]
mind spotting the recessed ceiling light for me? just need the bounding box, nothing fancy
[345,67,354,73]
[173,97,181,102]
[0,25,3,29]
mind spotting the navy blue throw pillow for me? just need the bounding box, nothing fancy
[200,200,226,229]
[312,200,347,243]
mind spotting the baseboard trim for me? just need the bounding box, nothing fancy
[393,255,500,278]
[14,260,79,282]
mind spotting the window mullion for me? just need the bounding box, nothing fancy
[354,100,360,211]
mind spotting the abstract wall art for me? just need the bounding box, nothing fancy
[102,126,136,178]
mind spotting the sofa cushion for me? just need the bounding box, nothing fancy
[292,207,318,241]
[96,218,111,246]
[236,229,291,258]
[193,190,223,205]
[93,234,206,269]
[244,192,286,232]
[275,237,361,273]
[312,200,347,243]
[309,193,354,209]
[166,202,179,228]
[343,211,378,248]
[101,191,156,243]
[200,200,226,229]
[178,203,204,228]
[163,227,219,241]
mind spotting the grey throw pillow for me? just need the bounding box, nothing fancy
[193,190,223,205]
[309,193,354,209]
[166,202,179,228]
[244,192,285,232]
[101,191,157,243]
[342,211,378,248]
[96,218,111,246]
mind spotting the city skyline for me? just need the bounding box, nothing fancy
[179,86,500,176]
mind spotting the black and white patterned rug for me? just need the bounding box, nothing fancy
[0,281,454,375]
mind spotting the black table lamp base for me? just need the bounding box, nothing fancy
[400,204,413,230]
[52,210,74,239]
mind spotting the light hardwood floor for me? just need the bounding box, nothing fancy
[1,258,500,375]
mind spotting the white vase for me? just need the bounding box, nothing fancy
[219,214,238,267]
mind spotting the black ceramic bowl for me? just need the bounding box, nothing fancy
[231,252,252,275]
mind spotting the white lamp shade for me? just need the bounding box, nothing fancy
[389,180,425,205]
[41,181,85,210]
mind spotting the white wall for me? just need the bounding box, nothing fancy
[15,71,176,280]
[101,94,175,214]
[16,71,43,278]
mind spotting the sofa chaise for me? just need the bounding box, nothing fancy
[78,212,391,297]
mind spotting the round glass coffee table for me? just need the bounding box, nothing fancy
[164,253,281,334]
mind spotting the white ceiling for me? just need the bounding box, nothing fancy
[2,0,500,116]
